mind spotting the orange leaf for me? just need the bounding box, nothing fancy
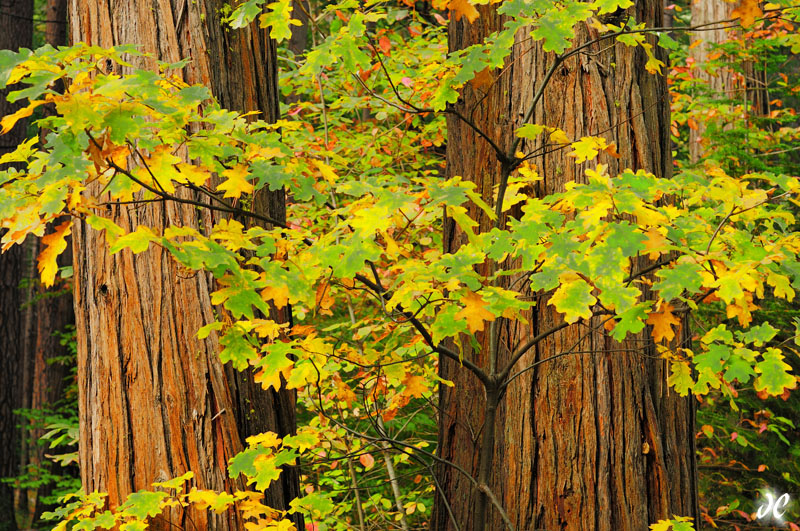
[449,0,479,23]
[603,142,621,159]
[643,228,668,260]
[315,283,335,315]
[402,374,428,398]
[454,290,495,333]
[261,284,290,309]
[470,67,494,91]
[731,0,762,27]
[378,35,392,54]
[646,302,681,343]
[37,221,72,288]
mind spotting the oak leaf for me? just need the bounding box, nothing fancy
[262,284,290,309]
[646,302,681,343]
[402,374,428,398]
[219,163,254,199]
[37,221,72,288]
[731,0,762,27]
[449,0,479,22]
[454,290,495,333]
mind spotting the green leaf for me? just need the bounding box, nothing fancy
[290,491,335,519]
[723,354,756,384]
[610,303,650,341]
[549,275,596,323]
[668,361,694,396]
[754,348,797,396]
[654,262,703,301]
[226,0,266,28]
[431,305,468,344]
[109,226,157,254]
[738,322,778,347]
[118,490,168,520]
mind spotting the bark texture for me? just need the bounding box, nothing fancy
[0,242,30,531]
[68,2,298,529]
[0,2,34,529]
[433,3,697,530]
[688,0,736,162]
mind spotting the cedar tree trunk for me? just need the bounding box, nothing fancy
[68,2,298,529]
[433,3,698,530]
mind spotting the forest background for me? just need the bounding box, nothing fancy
[1,0,800,530]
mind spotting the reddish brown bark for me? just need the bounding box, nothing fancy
[68,2,298,529]
[432,3,697,530]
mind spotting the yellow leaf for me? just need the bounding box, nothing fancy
[0,136,37,165]
[246,431,281,448]
[726,293,756,327]
[569,136,607,164]
[37,221,72,288]
[549,128,571,145]
[265,519,297,531]
[176,163,210,186]
[454,290,495,333]
[218,163,254,199]
[646,302,681,343]
[731,0,762,26]
[313,160,338,184]
[252,319,286,339]
[0,100,45,135]
[134,146,182,194]
[449,0,479,22]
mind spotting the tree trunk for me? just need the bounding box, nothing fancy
[433,3,697,530]
[0,2,35,529]
[68,2,298,529]
[45,0,68,50]
[688,0,737,162]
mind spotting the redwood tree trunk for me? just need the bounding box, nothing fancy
[0,2,34,529]
[433,3,697,530]
[68,2,298,529]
